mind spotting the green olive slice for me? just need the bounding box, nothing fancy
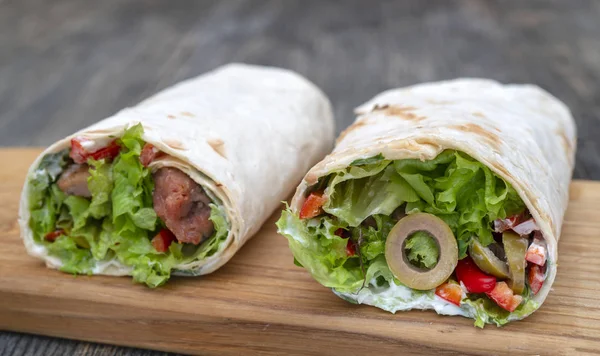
[385,213,458,290]
[502,231,528,294]
[469,239,509,279]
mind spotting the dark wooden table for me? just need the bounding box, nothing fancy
[1,0,599,355]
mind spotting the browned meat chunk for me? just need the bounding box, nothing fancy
[57,164,91,198]
[152,167,214,245]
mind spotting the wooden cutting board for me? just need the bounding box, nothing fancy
[1,148,599,356]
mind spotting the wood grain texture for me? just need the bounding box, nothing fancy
[1,1,599,355]
[1,148,600,356]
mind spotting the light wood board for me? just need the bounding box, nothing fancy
[0,148,599,355]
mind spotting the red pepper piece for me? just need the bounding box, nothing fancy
[299,191,327,219]
[435,282,463,306]
[44,229,65,242]
[455,257,497,293]
[89,140,121,162]
[528,264,545,295]
[151,229,177,252]
[486,281,523,312]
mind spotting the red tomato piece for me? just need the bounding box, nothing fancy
[455,257,497,293]
[528,264,545,295]
[151,229,177,252]
[435,282,463,306]
[299,191,327,219]
[486,281,523,312]
[346,240,356,256]
[525,234,547,266]
[140,143,164,167]
[44,229,64,242]
[69,137,90,164]
[89,140,121,162]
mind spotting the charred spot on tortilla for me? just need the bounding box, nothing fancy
[336,121,367,144]
[167,115,176,119]
[372,105,422,121]
[490,161,513,184]
[163,138,187,150]
[426,99,453,105]
[373,104,389,110]
[181,112,195,117]
[451,123,501,151]
[556,128,574,162]
[472,112,486,118]
[207,138,227,159]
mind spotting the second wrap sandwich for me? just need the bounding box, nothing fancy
[20,63,334,287]
[278,79,576,326]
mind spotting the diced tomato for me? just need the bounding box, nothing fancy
[455,257,497,293]
[529,264,545,295]
[299,191,327,219]
[525,233,547,266]
[346,240,356,256]
[70,137,121,164]
[89,140,121,161]
[140,143,164,167]
[69,137,90,164]
[435,282,463,306]
[151,229,177,252]
[486,281,523,312]
[44,229,64,242]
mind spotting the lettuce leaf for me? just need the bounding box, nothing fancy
[277,207,363,292]
[463,295,539,328]
[404,231,439,269]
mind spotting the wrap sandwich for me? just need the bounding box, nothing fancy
[20,63,334,287]
[277,79,576,326]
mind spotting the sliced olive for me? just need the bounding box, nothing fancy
[385,213,458,290]
[502,231,528,294]
[469,239,509,279]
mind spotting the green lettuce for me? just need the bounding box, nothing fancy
[28,124,230,287]
[323,150,524,257]
[404,231,439,269]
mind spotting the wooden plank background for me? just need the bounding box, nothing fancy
[1,0,599,355]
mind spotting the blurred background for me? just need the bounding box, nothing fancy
[1,0,599,355]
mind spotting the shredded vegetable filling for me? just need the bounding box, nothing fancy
[277,150,545,327]
[28,124,229,287]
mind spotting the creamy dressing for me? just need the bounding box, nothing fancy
[334,278,473,318]
[78,136,113,152]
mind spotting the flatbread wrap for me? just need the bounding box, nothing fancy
[277,78,576,326]
[20,63,334,287]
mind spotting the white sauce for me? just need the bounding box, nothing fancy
[335,278,474,318]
